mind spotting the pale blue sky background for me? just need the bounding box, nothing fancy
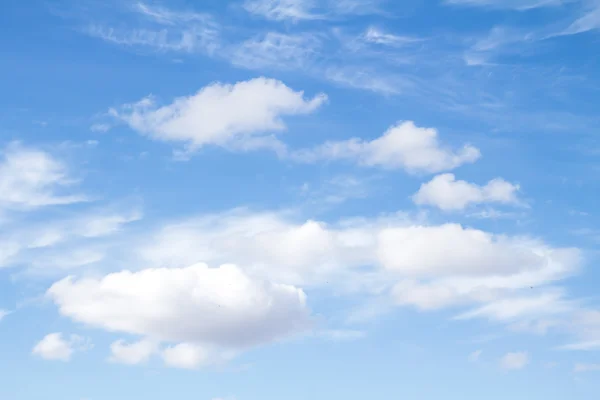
[1,0,600,399]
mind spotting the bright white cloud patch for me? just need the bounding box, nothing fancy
[47,263,311,352]
[133,209,580,329]
[413,173,521,211]
[0,143,86,210]
[500,351,529,370]
[110,78,326,156]
[378,224,566,277]
[32,333,90,361]
[293,121,480,173]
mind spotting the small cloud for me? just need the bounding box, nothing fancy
[0,309,10,321]
[32,333,92,362]
[574,363,600,373]
[292,121,480,174]
[90,123,111,133]
[363,27,422,47]
[500,351,529,370]
[468,349,482,362]
[109,339,158,365]
[413,173,522,211]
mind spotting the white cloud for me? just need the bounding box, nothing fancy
[456,290,574,322]
[413,173,521,211]
[47,263,312,353]
[574,363,600,373]
[109,339,158,365]
[134,209,404,287]
[243,0,383,20]
[230,32,322,70]
[86,25,219,54]
[243,0,320,21]
[363,27,422,46]
[500,351,529,370]
[90,123,111,133]
[378,224,570,278]
[561,340,600,350]
[0,142,86,210]
[131,208,580,329]
[161,343,235,369]
[445,0,565,10]
[44,206,586,355]
[468,349,482,362]
[133,2,212,25]
[324,67,411,95]
[86,3,219,55]
[292,121,481,173]
[0,309,9,321]
[32,333,91,361]
[0,207,141,271]
[110,78,326,156]
[563,5,600,35]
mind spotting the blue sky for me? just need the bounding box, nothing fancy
[2,0,600,399]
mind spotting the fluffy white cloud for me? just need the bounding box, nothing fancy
[110,77,326,156]
[45,207,585,360]
[500,351,529,370]
[32,333,90,361]
[0,143,86,210]
[133,209,580,325]
[109,339,158,365]
[48,263,311,353]
[413,173,521,211]
[378,224,571,278]
[135,210,385,287]
[292,121,480,173]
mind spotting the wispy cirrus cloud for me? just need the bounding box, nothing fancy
[84,2,220,55]
[445,0,567,10]
[229,32,323,70]
[243,0,385,21]
[0,142,87,211]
